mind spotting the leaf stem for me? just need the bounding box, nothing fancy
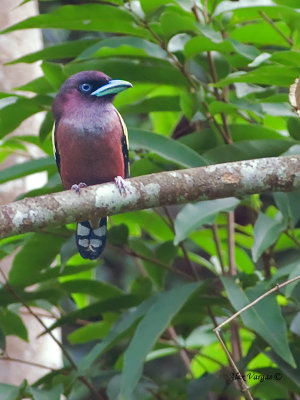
[168,326,194,377]
[0,355,55,371]
[163,206,200,280]
[212,223,226,274]
[284,230,300,248]
[260,11,293,46]
[215,329,254,400]
[215,276,300,331]
[227,211,236,275]
[123,247,194,281]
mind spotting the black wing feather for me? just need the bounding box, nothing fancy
[52,122,61,174]
[115,110,130,178]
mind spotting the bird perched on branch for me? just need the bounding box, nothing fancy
[52,71,132,259]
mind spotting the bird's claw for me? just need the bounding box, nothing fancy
[71,182,87,194]
[114,176,128,197]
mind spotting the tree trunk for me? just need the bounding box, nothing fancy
[0,0,62,385]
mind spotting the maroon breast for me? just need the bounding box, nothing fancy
[55,105,125,190]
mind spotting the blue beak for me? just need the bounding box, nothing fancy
[91,79,132,97]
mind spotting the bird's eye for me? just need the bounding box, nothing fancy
[79,83,92,93]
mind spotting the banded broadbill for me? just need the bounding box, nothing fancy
[52,71,132,259]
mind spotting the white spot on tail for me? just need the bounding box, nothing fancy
[93,226,106,237]
[90,239,102,248]
[77,224,90,236]
[78,239,89,248]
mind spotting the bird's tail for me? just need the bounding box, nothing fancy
[75,217,107,260]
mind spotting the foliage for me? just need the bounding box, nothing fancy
[0,0,300,399]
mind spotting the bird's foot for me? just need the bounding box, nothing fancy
[114,176,128,197]
[71,182,87,194]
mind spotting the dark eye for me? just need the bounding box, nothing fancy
[79,83,92,93]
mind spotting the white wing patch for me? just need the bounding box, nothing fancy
[52,122,57,157]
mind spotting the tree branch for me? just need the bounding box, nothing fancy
[1,155,300,238]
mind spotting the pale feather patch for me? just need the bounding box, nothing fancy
[93,225,107,237]
[52,123,57,157]
[77,224,90,236]
[90,238,102,248]
[116,110,129,149]
[78,239,89,248]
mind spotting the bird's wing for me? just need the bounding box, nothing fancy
[52,122,61,174]
[116,110,130,179]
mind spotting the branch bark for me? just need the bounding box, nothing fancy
[1,155,300,239]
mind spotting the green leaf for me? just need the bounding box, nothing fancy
[0,287,63,308]
[140,0,176,14]
[107,224,129,246]
[39,111,54,142]
[130,277,153,297]
[203,140,294,164]
[3,4,147,38]
[129,128,207,167]
[285,263,300,298]
[209,99,263,117]
[150,110,180,135]
[222,277,296,368]
[261,102,295,117]
[197,24,223,43]
[271,50,300,67]
[235,247,254,274]
[274,190,300,228]
[0,156,55,184]
[215,4,298,25]
[0,95,51,137]
[27,385,63,400]
[119,95,180,114]
[78,296,158,373]
[229,124,284,141]
[16,76,53,94]
[9,232,67,287]
[68,321,111,344]
[113,210,173,241]
[17,263,97,287]
[209,101,239,116]
[160,9,197,38]
[129,238,166,287]
[0,308,28,341]
[0,383,21,400]
[180,92,197,119]
[131,158,163,176]
[174,198,240,244]
[156,241,178,265]
[49,294,144,330]
[120,282,202,399]
[77,36,166,61]
[41,61,66,90]
[65,58,188,87]
[0,325,5,350]
[230,21,291,47]
[264,346,300,391]
[184,36,259,60]
[179,128,220,153]
[216,66,299,88]
[252,212,286,262]
[60,279,123,299]
[287,117,300,140]
[9,39,99,64]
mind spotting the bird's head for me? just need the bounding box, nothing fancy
[52,70,132,119]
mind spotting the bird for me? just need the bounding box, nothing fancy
[52,71,132,260]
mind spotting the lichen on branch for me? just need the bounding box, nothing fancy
[1,154,300,239]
